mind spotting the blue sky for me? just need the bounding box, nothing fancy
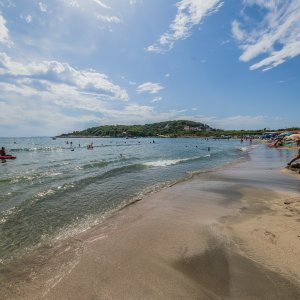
[0,0,299,136]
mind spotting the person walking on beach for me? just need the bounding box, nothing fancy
[287,147,300,166]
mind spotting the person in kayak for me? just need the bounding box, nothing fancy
[0,147,13,158]
[1,147,7,162]
[0,147,6,156]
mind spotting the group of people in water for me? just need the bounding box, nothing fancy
[66,140,93,150]
[1,138,300,166]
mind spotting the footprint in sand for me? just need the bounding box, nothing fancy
[264,230,278,244]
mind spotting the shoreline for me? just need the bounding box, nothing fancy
[1,145,300,299]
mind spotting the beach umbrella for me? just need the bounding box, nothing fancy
[285,134,300,140]
[279,132,292,136]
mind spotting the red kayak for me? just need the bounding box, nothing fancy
[0,156,17,160]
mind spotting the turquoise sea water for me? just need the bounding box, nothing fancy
[0,137,252,263]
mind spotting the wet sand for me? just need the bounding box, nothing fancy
[1,146,300,299]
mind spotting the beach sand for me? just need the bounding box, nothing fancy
[1,146,300,299]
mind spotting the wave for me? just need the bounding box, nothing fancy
[9,147,63,152]
[82,160,111,169]
[8,171,63,184]
[236,145,257,152]
[95,143,142,148]
[143,154,210,167]
[81,156,136,170]
[28,163,146,201]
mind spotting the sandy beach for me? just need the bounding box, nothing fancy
[1,146,300,299]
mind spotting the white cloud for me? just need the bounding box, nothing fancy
[231,20,245,41]
[39,2,47,12]
[243,0,276,10]
[0,55,190,136]
[96,15,121,23]
[0,13,11,45]
[151,96,163,103]
[91,0,110,9]
[0,81,190,136]
[232,0,300,71]
[61,0,80,8]
[0,98,100,136]
[136,82,164,94]
[147,0,223,53]
[61,0,111,10]
[0,53,128,101]
[25,15,33,23]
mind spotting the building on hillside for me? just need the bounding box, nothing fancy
[184,125,207,131]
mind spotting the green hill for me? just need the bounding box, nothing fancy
[58,120,214,137]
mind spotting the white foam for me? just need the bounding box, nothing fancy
[238,144,258,152]
[143,155,209,167]
[143,159,184,167]
[239,147,249,152]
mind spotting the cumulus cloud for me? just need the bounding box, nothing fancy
[0,53,128,101]
[0,98,100,136]
[0,55,189,136]
[136,82,164,94]
[232,0,300,71]
[147,0,223,53]
[0,80,189,136]
[0,13,11,45]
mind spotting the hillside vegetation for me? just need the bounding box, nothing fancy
[58,120,299,138]
[59,120,213,137]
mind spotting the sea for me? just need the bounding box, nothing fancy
[0,137,256,264]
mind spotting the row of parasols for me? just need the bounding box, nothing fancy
[278,132,300,141]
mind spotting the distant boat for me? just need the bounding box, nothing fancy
[52,137,56,140]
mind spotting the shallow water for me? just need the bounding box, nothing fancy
[0,137,292,263]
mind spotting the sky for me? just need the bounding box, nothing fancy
[0,0,299,137]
